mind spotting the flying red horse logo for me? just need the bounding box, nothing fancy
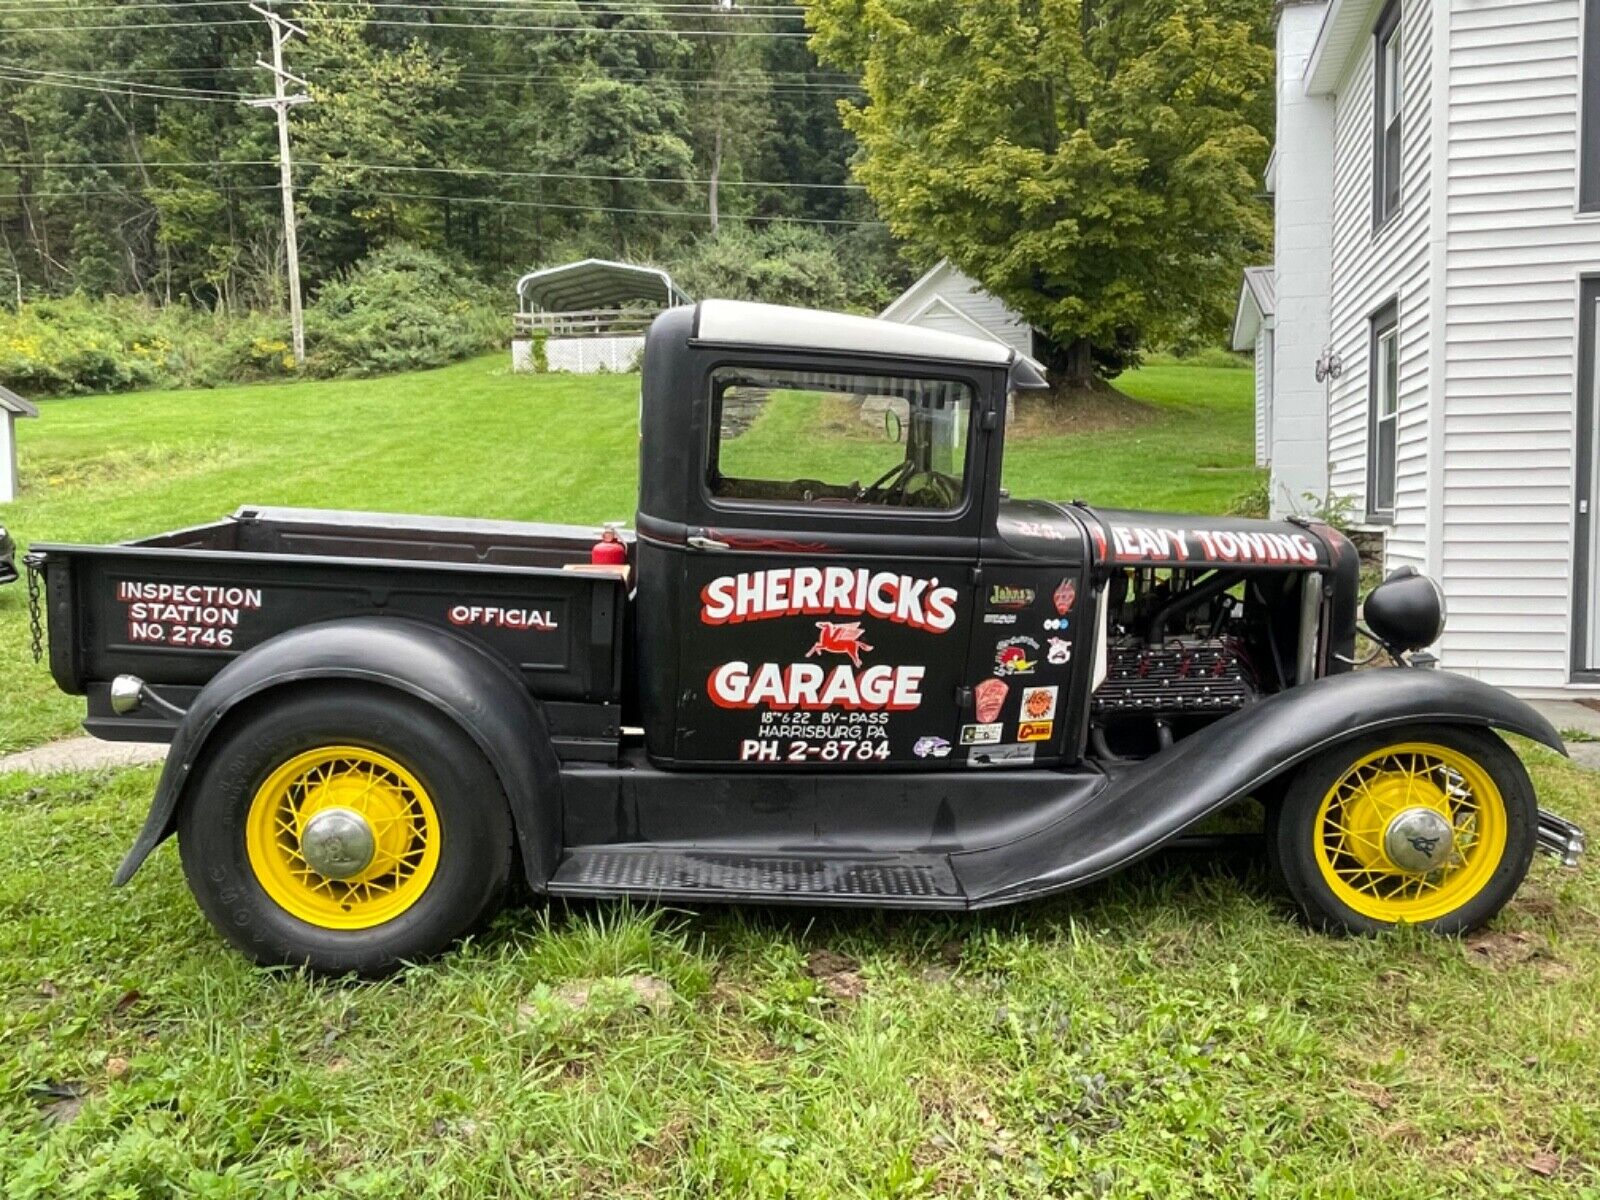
[807,621,874,667]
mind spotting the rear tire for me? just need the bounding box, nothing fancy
[1268,724,1536,936]
[178,687,513,975]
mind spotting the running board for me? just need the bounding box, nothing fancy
[549,846,966,908]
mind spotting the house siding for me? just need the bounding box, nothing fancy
[1255,329,1272,466]
[1325,0,1434,574]
[1439,0,1598,687]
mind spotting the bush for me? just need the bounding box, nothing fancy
[0,295,170,395]
[304,244,499,378]
[671,223,900,312]
[0,295,298,396]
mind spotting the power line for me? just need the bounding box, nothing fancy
[0,1,805,12]
[0,68,253,101]
[0,157,864,191]
[27,64,853,80]
[0,61,256,98]
[2,16,808,37]
[0,184,280,199]
[310,182,880,224]
[0,19,258,33]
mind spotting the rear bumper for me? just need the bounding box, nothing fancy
[1537,808,1587,868]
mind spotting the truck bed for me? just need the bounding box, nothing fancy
[33,506,628,755]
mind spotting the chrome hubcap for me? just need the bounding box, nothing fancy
[1383,806,1455,873]
[299,807,376,879]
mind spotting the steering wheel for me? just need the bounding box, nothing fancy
[899,470,960,508]
[859,459,916,503]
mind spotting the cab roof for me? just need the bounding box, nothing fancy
[691,299,1017,368]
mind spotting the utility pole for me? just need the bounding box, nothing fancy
[246,3,311,366]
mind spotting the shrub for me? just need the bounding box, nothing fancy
[304,244,499,378]
[0,295,169,395]
[671,223,898,312]
[0,296,301,396]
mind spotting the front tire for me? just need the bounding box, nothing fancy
[178,686,513,974]
[1268,725,1536,935]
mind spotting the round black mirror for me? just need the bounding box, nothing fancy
[1363,566,1447,654]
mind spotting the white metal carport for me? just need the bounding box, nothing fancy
[512,259,689,374]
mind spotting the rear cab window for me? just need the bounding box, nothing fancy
[707,365,974,513]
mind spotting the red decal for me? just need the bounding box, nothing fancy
[1053,578,1076,616]
[807,621,874,667]
[974,678,1009,724]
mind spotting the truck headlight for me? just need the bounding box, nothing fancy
[1363,567,1447,654]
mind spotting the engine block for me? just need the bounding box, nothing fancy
[1092,640,1256,716]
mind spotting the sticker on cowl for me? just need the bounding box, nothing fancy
[988,585,1035,611]
[914,736,953,759]
[1043,618,1069,632]
[1018,721,1053,742]
[968,744,1037,767]
[982,613,1018,626]
[1053,579,1077,616]
[974,678,1009,723]
[994,637,1039,676]
[1047,638,1071,665]
[1020,685,1058,721]
[960,722,1002,745]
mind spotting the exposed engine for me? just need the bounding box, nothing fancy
[1092,567,1301,759]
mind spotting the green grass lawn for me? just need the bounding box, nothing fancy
[3,357,1598,1196]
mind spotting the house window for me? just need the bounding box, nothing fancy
[1368,303,1400,520]
[1584,0,1600,210]
[1373,1,1403,228]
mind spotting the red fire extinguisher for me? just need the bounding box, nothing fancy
[591,522,628,567]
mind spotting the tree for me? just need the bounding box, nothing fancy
[806,0,1274,383]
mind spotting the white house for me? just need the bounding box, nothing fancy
[1241,0,1600,695]
[880,259,1038,361]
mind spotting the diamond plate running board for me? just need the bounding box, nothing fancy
[549,846,966,908]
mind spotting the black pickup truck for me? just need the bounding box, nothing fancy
[28,300,1586,973]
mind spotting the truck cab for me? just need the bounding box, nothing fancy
[27,300,1584,974]
[635,300,1090,772]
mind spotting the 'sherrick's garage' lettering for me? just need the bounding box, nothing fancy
[700,567,958,633]
[708,661,925,711]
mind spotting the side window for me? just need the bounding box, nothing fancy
[1367,302,1400,521]
[1584,0,1600,211]
[1373,0,1403,228]
[707,365,973,511]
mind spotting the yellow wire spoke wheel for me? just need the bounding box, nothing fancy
[244,745,442,931]
[1312,741,1508,924]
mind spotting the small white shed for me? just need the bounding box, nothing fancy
[0,383,39,504]
[879,259,1038,360]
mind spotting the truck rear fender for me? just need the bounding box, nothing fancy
[112,617,563,892]
[956,668,1566,906]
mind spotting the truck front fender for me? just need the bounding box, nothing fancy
[955,667,1566,906]
[112,616,563,892]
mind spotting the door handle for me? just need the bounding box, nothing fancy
[688,534,730,551]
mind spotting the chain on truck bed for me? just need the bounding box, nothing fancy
[25,553,44,664]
